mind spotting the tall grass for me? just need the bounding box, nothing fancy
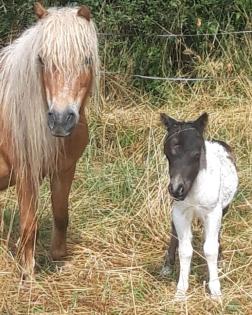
[0,67,251,314]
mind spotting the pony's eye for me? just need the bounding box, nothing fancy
[84,56,93,66]
[38,56,45,66]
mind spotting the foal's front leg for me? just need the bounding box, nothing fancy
[203,207,222,298]
[173,205,193,300]
[17,179,37,278]
[50,164,76,260]
[161,222,178,276]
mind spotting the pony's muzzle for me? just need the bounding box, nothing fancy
[47,109,77,137]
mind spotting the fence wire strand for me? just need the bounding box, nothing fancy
[99,29,252,38]
[99,29,252,82]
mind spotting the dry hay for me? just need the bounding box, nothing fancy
[0,75,251,314]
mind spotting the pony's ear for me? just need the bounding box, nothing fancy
[193,112,208,134]
[34,2,48,19]
[160,113,178,132]
[77,5,91,21]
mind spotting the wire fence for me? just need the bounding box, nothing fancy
[1,24,251,82]
[98,29,252,38]
[99,29,252,82]
[101,73,252,82]
[101,71,250,82]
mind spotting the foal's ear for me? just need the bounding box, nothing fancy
[160,113,178,131]
[77,5,91,21]
[34,2,48,19]
[194,112,208,134]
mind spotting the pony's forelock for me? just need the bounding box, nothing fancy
[40,8,99,81]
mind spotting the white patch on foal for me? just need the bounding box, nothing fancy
[172,140,238,299]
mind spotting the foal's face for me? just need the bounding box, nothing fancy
[161,113,208,201]
[41,66,92,137]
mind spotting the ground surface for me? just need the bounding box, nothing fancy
[0,77,251,314]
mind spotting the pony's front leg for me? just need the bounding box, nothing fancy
[203,207,222,299]
[17,179,38,278]
[50,164,76,260]
[173,205,193,300]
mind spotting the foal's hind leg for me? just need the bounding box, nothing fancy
[50,164,76,260]
[218,227,225,263]
[203,207,222,299]
[161,222,178,276]
[218,205,229,264]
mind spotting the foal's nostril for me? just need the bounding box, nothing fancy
[177,184,184,196]
[168,182,185,199]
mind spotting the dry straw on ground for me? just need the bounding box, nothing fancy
[0,73,251,314]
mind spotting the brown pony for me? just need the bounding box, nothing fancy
[0,3,99,277]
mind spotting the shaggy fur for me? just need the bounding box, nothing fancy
[0,7,99,192]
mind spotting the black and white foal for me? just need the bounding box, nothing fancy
[160,112,238,300]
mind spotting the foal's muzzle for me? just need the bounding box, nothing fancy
[168,182,186,201]
[48,109,77,137]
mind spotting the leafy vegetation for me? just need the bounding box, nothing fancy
[1,0,251,93]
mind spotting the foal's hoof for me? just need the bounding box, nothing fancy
[210,294,222,302]
[209,280,222,301]
[174,290,187,302]
[160,265,173,277]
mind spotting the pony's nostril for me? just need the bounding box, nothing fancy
[66,112,75,123]
[47,111,55,129]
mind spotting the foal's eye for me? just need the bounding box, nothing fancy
[192,152,200,160]
[171,144,180,155]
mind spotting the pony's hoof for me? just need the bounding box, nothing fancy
[174,290,187,302]
[160,265,173,277]
[20,272,35,290]
[20,257,35,284]
[50,247,67,261]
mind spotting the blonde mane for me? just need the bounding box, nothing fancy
[0,7,99,191]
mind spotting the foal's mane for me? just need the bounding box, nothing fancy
[0,7,99,191]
